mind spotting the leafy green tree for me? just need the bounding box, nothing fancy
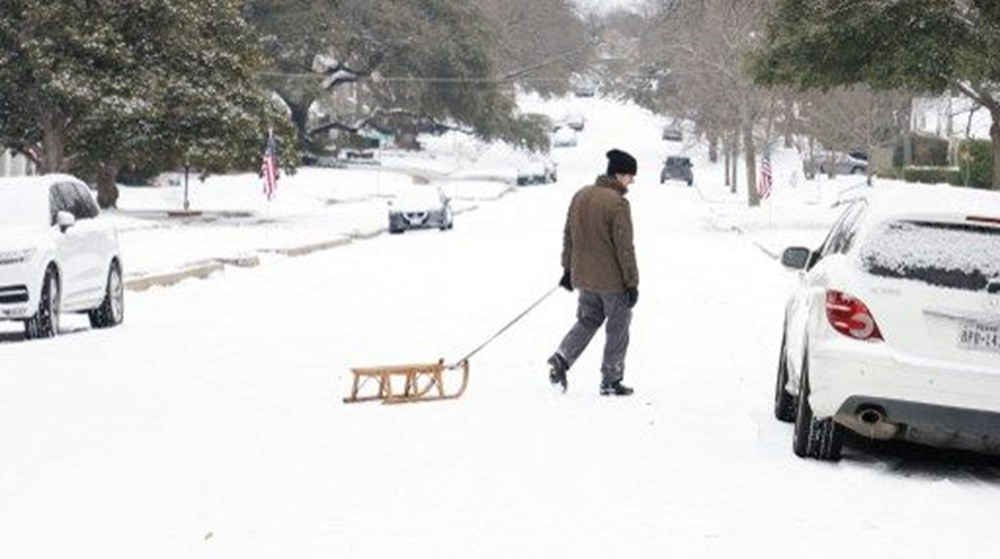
[0,0,291,207]
[751,0,1000,190]
[248,0,548,153]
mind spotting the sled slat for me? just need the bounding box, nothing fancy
[343,359,469,404]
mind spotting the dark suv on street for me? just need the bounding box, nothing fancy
[660,156,693,186]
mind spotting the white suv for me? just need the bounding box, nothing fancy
[775,185,1000,460]
[0,174,123,339]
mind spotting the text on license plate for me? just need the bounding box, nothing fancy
[959,321,1000,353]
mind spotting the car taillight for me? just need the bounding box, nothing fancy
[825,290,883,341]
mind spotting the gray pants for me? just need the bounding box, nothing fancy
[554,290,632,385]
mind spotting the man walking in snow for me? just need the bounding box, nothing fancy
[548,149,639,396]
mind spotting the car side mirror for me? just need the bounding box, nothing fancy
[781,246,812,270]
[56,210,76,231]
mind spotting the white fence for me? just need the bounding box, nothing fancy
[0,150,35,177]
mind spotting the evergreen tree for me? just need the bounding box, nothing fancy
[0,0,291,207]
[751,0,1000,190]
[248,0,549,154]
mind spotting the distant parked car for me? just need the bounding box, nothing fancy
[662,126,683,142]
[388,185,454,233]
[660,156,694,186]
[0,174,124,339]
[774,185,1000,461]
[516,153,557,186]
[807,151,868,176]
[573,82,596,97]
[551,126,578,148]
[566,113,586,132]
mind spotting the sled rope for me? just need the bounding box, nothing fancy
[448,285,560,369]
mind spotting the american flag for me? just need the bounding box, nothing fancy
[758,152,773,200]
[261,128,279,200]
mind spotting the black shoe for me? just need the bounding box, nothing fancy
[548,354,568,393]
[600,381,633,396]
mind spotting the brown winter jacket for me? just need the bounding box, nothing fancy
[561,175,638,292]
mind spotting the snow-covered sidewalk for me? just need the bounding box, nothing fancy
[111,164,514,288]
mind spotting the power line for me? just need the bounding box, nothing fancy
[256,71,571,83]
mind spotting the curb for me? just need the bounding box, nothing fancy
[261,237,353,257]
[125,260,225,291]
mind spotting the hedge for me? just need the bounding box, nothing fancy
[957,139,993,189]
[902,166,962,186]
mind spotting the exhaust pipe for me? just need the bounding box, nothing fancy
[858,407,883,425]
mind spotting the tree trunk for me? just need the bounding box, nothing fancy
[723,137,731,187]
[708,131,719,163]
[744,118,759,207]
[96,162,119,209]
[731,129,740,195]
[287,99,312,154]
[40,110,67,173]
[783,94,795,148]
[991,115,1000,190]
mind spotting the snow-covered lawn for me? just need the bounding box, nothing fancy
[2,95,999,558]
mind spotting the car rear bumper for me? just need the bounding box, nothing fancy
[833,395,1000,453]
[809,343,1000,451]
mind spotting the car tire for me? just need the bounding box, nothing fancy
[389,228,404,234]
[851,167,863,175]
[687,179,693,187]
[24,266,60,339]
[773,331,796,422]
[792,355,843,461]
[89,261,124,329]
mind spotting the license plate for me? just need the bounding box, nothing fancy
[959,321,1000,353]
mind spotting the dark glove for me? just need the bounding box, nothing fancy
[626,287,639,308]
[559,269,573,291]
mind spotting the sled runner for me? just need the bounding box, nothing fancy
[342,359,469,404]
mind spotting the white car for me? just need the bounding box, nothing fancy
[551,126,578,148]
[387,185,453,233]
[775,185,1000,461]
[516,153,557,186]
[0,174,124,339]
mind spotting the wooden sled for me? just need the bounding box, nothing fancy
[343,358,470,404]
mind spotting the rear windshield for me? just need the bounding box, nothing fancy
[860,220,1000,291]
[666,157,689,165]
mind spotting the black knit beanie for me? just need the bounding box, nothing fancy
[606,149,637,176]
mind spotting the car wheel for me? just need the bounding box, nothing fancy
[851,167,863,175]
[792,355,843,461]
[89,261,124,329]
[774,331,796,422]
[687,179,693,187]
[24,266,60,339]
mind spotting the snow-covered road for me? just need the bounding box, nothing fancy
[3,96,1000,558]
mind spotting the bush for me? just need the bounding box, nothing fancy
[892,134,950,167]
[902,166,962,186]
[957,139,993,189]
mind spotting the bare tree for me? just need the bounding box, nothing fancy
[471,0,592,96]
[796,86,912,184]
[639,0,775,206]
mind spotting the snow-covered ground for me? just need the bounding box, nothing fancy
[2,95,1000,558]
